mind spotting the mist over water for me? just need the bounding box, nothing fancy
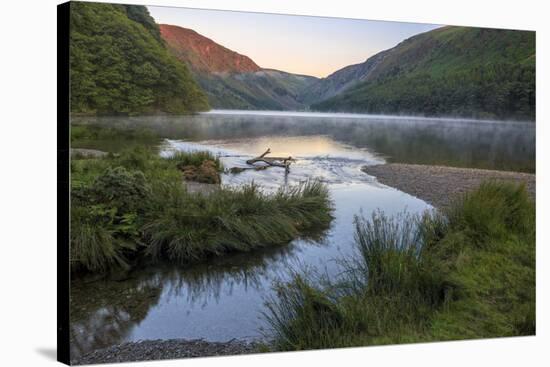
[74,110,535,172]
[70,111,535,358]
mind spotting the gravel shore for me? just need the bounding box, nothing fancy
[362,163,535,210]
[72,339,261,365]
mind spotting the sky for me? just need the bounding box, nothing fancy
[147,6,441,78]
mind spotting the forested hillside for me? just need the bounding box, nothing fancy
[312,27,535,120]
[70,2,209,115]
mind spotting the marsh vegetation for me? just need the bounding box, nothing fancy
[265,182,535,349]
[70,125,333,274]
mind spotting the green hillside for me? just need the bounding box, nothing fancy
[312,27,535,120]
[69,2,209,115]
[197,70,318,110]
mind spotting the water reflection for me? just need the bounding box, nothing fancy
[70,274,163,358]
[164,135,384,191]
[70,241,312,358]
[73,111,535,172]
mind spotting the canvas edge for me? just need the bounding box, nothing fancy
[57,1,71,365]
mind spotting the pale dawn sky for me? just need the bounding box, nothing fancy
[147,6,441,78]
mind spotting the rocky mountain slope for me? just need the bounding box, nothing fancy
[160,24,318,110]
[159,24,261,74]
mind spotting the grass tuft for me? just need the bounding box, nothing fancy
[143,180,332,262]
[70,206,133,273]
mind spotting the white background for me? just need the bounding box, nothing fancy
[0,0,547,365]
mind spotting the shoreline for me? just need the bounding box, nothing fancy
[362,163,535,210]
[72,339,261,365]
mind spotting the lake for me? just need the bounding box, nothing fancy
[69,111,535,358]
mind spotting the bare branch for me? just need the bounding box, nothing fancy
[233,148,295,173]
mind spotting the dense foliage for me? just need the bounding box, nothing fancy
[313,27,535,120]
[265,182,535,349]
[70,2,209,115]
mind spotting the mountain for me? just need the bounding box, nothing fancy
[160,24,318,110]
[70,3,209,115]
[196,69,318,110]
[311,26,535,120]
[159,24,261,73]
[301,51,388,105]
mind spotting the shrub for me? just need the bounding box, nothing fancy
[71,166,151,273]
[89,166,152,213]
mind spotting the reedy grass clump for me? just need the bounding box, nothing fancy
[265,181,535,350]
[70,203,142,273]
[144,180,332,262]
[446,181,534,247]
[165,150,222,171]
[265,211,446,350]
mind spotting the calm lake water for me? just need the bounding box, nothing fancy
[70,111,535,358]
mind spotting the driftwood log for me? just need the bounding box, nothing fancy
[230,148,294,174]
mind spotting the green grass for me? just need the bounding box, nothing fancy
[164,151,222,170]
[70,206,133,273]
[144,180,332,262]
[264,181,535,350]
[71,147,332,274]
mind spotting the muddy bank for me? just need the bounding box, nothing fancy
[362,163,535,210]
[72,339,260,365]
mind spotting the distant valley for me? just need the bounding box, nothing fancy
[160,24,318,110]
